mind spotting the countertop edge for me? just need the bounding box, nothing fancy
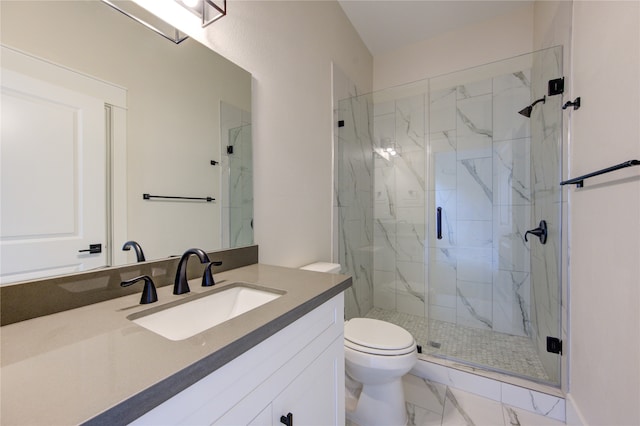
[84,276,352,425]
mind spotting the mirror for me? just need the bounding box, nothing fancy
[0,0,252,283]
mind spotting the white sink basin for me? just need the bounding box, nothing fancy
[129,283,283,341]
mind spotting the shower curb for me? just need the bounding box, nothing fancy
[411,358,566,422]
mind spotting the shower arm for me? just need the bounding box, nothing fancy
[530,97,546,108]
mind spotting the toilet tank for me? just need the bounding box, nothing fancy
[299,262,341,274]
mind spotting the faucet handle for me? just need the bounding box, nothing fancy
[202,261,223,287]
[121,275,158,304]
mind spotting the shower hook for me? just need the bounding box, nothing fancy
[562,97,581,110]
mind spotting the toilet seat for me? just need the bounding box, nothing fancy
[345,318,416,356]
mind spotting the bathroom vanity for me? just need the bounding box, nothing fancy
[133,292,344,425]
[0,263,351,425]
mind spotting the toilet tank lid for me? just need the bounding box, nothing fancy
[299,262,341,274]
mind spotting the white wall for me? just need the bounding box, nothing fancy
[136,0,373,267]
[567,1,640,424]
[372,3,534,91]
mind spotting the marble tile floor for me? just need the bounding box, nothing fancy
[347,374,565,426]
[364,308,549,382]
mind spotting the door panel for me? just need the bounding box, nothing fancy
[1,69,106,283]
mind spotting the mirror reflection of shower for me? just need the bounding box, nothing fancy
[220,102,253,249]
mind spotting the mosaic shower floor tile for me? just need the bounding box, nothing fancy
[364,308,549,381]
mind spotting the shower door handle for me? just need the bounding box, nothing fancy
[436,207,443,240]
[525,220,548,244]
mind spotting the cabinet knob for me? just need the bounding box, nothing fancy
[280,412,293,426]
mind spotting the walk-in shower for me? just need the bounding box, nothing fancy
[336,46,563,386]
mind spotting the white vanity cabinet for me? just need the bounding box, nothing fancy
[131,293,345,426]
[227,334,343,425]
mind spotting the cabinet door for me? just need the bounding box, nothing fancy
[272,337,344,426]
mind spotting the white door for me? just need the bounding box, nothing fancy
[1,68,107,284]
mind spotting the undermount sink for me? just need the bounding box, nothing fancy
[128,282,284,341]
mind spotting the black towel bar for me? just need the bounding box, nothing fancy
[560,159,640,188]
[143,193,215,202]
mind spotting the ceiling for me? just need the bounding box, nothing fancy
[337,0,533,55]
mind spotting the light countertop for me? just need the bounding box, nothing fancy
[0,264,351,425]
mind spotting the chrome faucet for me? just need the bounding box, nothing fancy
[122,240,146,262]
[174,248,210,295]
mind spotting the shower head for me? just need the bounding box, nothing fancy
[518,96,546,118]
[518,105,534,118]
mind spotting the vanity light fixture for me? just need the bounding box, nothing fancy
[175,0,227,28]
[101,0,189,44]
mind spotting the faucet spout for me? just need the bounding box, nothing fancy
[122,240,146,262]
[174,248,210,295]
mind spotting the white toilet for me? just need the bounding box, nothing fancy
[300,263,418,426]
[344,318,417,426]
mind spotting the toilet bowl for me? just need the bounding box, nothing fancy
[299,263,417,425]
[344,318,417,426]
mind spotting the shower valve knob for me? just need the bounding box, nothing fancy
[524,220,548,245]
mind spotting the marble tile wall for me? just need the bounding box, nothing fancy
[427,70,534,339]
[336,79,375,320]
[365,68,546,339]
[372,94,427,318]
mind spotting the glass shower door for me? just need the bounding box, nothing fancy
[426,46,563,385]
[336,46,563,386]
[527,46,563,385]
